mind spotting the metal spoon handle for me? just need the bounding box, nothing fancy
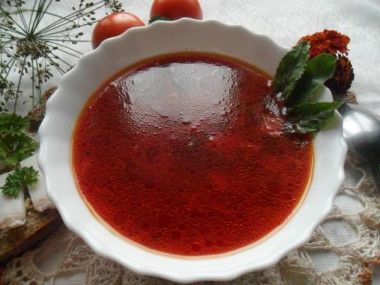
[369,156,380,192]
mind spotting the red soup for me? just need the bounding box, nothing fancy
[72,52,313,256]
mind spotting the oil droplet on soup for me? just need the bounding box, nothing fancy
[72,52,313,256]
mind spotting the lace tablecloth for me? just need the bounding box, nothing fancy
[1,0,380,284]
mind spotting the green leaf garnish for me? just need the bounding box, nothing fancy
[1,166,39,198]
[273,41,340,134]
[0,113,38,167]
[285,53,337,106]
[273,41,310,101]
[286,101,343,133]
[0,134,38,166]
[148,15,172,24]
[0,113,30,135]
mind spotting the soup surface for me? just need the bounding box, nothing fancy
[72,52,313,256]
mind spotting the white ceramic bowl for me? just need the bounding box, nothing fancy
[38,19,347,283]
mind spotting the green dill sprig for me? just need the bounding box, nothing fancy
[0,0,124,112]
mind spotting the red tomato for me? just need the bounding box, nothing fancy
[92,12,145,49]
[150,0,203,20]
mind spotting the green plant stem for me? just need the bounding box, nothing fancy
[16,4,29,33]
[31,0,53,34]
[28,0,39,31]
[49,50,74,68]
[45,40,84,54]
[0,7,28,35]
[43,37,89,42]
[45,42,82,58]
[31,59,36,107]
[0,23,27,37]
[13,55,27,112]
[36,47,65,74]
[35,0,105,35]
[3,56,19,79]
[38,15,98,37]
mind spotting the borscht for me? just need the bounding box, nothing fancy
[72,52,313,256]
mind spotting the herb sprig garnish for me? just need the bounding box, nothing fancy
[273,41,342,134]
[0,113,37,167]
[1,166,39,198]
[1,113,38,198]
